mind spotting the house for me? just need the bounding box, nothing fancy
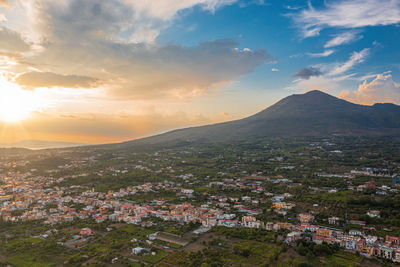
[349,230,362,236]
[132,247,149,255]
[201,217,217,227]
[303,224,319,232]
[380,246,393,260]
[286,232,302,243]
[148,233,158,240]
[181,189,194,195]
[242,216,263,229]
[79,228,95,237]
[367,210,380,218]
[328,217,340,225]
[393,248,400,262]
[356,239,366,252]
[316,228,333,238]
[217,219,238,228]
[313,235,324,245]
[345,240,357,250]
[238,207,261,215]
[386,235,400,246]
[298,213,314,223]
[365,235,378,245]
[265,222,274,231]
[272,202,295,210]
[242,196,251,202]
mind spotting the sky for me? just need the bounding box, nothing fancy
[0,0,400,144]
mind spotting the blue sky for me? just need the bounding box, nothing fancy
[0,0,400,143]
[159,0,400,101]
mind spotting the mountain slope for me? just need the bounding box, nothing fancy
[116,90,400,148]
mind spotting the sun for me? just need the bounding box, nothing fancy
[0,76,44,123]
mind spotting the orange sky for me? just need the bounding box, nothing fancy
[1,0,399,144]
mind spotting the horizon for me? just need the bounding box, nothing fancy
[2,89,399,149]
[1,0,400,145]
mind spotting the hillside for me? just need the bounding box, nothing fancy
[106,90,400,148]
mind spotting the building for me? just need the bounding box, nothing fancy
[386,235,400,246]
[367,210,380,218]
[242,216,263,229]
[328,216,340,225]
[392,174,400,187]
[79,227,95,237]
[272,202,295,210]
[316,228,333,238]
[393,248,400,262]
[380,246,393,260]
[298,213,314,223]
[286,232,302,243]
[349,230,362,236]
[132,247,149,255]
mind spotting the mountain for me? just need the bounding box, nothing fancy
[0,140,86,150]
[101,90,400,149]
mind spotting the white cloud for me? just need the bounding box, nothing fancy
[0,0,275,100]
[286,48,371,93]
[324,31,361,48]
[125,0,238,41]
[0,14,6,22]
[271,68,279,72]
[307,49,335,57]
[124,0,237,20]
[293,0,400,38]
[285,73,352,92]
[339,74,400,105]
[15,0,237,44]
[329,48,369,76]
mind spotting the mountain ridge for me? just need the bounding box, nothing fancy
[0,140,87,150]
[107,90,400,149]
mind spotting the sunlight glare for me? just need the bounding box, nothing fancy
[0,76,45,123]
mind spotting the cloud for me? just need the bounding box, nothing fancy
[287,48,372,92]
[3,0,272,100]
[0,27,30,53]
[339,74,400,105]
[307,49,335,57]
[271,68,279,72]
[0,0,9,7]
[324,31,362,48]
[329,48,369,76]
[26,0,237,44]
[29,38,273,99]
[125,0,237,21]
[293,67,323,80]
[293,0,400,37]
[289,53,303,59]
[16,72,100,89]
[0,14,6,22]
[284,5,302,11]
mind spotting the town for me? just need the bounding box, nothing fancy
[0,136,400,266]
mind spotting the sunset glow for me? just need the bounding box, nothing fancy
[0,76,45,123]
[0,0,398,145]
